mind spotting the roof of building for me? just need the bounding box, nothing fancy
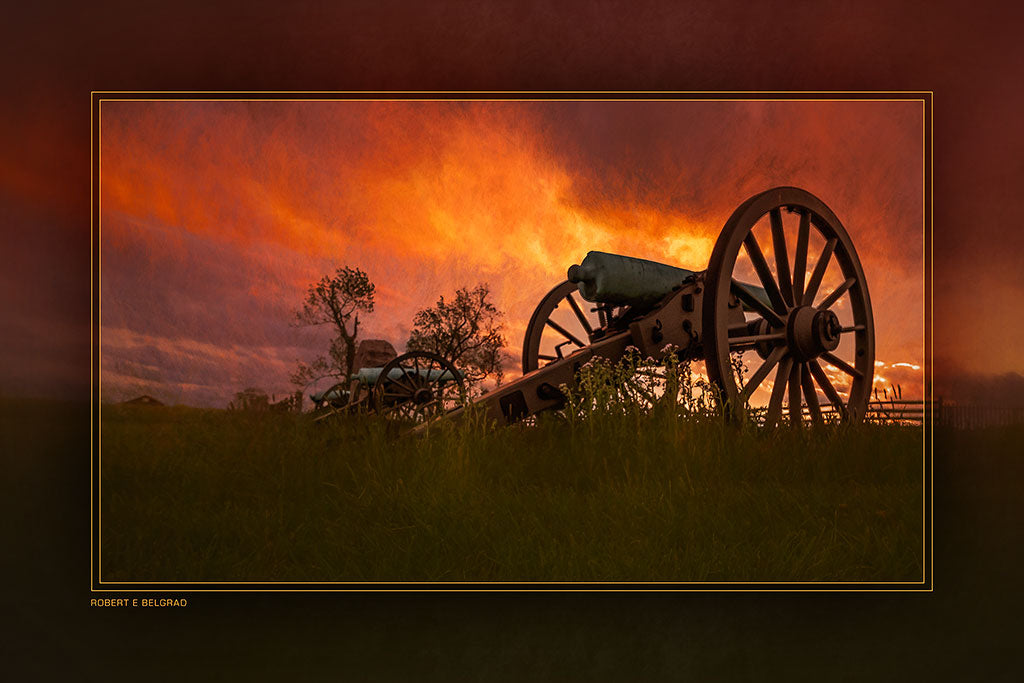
[121,395,165,406]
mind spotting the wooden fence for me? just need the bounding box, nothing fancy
[773,399,1024,428]
[865,399,931,426]
[932,399,1024,429]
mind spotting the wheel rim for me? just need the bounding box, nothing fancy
[522,280,618,373]
[703,187,875,426]
[373,351,466,424]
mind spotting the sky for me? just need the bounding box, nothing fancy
[2,3,1023,412]
[97,99,925,407]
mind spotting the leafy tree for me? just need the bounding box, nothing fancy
[292,266,375,388]
[406,283,507,387]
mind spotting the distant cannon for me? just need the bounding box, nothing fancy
[311,350,466,424]
[446,186,874,428]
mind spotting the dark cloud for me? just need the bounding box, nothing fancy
[532,100,923,269]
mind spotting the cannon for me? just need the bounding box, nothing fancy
[311,350,466,424]
[443,186,874,428]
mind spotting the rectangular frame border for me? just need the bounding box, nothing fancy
[90,90,933,592]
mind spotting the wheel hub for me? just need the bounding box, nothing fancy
[412,387,434,404]
[787,306,841,361]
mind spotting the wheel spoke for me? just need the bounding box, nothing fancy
[765,356,794,428]
[840,324,866,333]
[428,357,443,386]
[564,293,594,336]
[545,318,587,347]
[770,208,794,308]
[808,359,845,414]
[817,276,857,311]
[743,231,789,314]
[800,363,823,422]
[787,361,802,426]
[821,351,863,379]
[731,280,785,328]
[398,365,418,392]
[801,237,837,306]
[740,345,788,403]
[792,209,810,304]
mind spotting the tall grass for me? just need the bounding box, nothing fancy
[100,375,924,582]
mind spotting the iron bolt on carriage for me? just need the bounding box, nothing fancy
[442,186,874,428]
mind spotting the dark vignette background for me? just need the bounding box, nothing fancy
[3,1,1021,680]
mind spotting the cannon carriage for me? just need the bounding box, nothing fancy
[444,186,874,428]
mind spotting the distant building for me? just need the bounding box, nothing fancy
[121,395,165,406]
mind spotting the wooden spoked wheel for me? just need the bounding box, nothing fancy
[373,351,466,424]
[703,187,875,425]
[522,280,618,373]
[523,281,670,410]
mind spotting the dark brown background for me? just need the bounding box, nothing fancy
[4,1,1020,679]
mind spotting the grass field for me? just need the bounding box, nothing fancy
[11,397,1024,680]
[99,397,925,584]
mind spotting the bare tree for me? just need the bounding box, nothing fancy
[292,267,375,387]
[406,283,506,387]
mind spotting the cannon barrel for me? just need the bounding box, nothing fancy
[567,251,695,307]
[354,366,457,386]
[567,250,770,310]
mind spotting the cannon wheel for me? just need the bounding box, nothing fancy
[703,187,875,426]
[311,381,355,423]
[522,280,618,373]
[373,351,466,424]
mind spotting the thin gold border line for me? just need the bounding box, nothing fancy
[89,588,930,593]
[93,94,930,590]
[90,94,94,590]
[93,93,931,591]
[97,98,926,103]
[96,98,100,585]
[91,90,934,94]
[921,97,927,586]
[102,580,926,585]
[929,93,935,588]
[94,579,927,586]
